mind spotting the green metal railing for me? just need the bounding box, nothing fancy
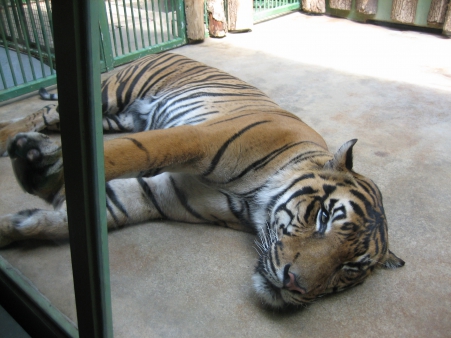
[0,0,187,101]
[253,0,300,23]
[102,0,186,67]
[0,0,56,101]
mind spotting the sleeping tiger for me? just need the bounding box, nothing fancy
[0,53,404,308]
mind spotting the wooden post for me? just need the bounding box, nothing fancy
[427,0,448,26]
[207,0,227,38]
[443,3,451,35]
[301,0,326,13]
[356,0,378,15]
[185,0,205,42]
[391,0,419,24]
[227,0,253,32]
[330,0,352,11]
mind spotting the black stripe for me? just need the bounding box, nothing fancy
[268,255,278,277]
[162,104,206,127]
[274,243,282,267]
[276,186,318,214]
[106,200,120,226]
[101,81,110,114]
[106,114,127,131]
[202,120,270,177]
[226,142,305,183]
[349,200,365,219]
[221,192,253,228]
[137,178,168,219]
[266,173,316,214]
[42,113,50,126]
[279,147,328,172]
[207,112,258,126]
[106,183,128,218]
[136,54,182,97]
[122,137,151,164]
[138,55,198,98]
[170,177,207,221]
[304,197,321,223]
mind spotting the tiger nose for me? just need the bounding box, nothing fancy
[283,264,306,294]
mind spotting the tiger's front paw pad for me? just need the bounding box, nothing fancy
[8,132,50,163]
[7,133,64,201]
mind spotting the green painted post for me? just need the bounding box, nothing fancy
[99,0,115,71]
[51,0,113,337]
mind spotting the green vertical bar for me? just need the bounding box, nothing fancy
[114,0,125,55]
[158,0,165,41]
[99,0,114,71]
[122,0,132,52]
[14,1,38,81]
[43,0,54,38]
[163,0,171,41]
[106,0,119,57]
[3,0,27,84]
[51,0,113,336]
[136,0,145,48]
[129,0,139,50]
[176,0,186,39]
[34,0,54,73]
[143,0,152,45]
[151,0,159,43]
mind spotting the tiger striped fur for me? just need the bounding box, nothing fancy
[0,53,404,308]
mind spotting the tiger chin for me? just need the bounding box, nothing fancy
[0,53,404,309]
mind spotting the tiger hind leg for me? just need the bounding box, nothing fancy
[0,104,60,156]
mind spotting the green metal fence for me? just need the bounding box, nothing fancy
[253,0,300,23]
[0,0,56,101]
[102,0,186,67]
[0,0,187,102]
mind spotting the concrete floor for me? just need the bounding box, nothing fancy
[1,12,451,337]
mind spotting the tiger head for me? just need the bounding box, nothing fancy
[252,139,404,308]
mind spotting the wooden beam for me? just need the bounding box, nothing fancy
[443,2,451,35]
[207,0,227,38]
[330,0,352,11]
[391,0,419,24]
[227,0,253,32]
[427,0,448,26]
[301,0,326,14]
[185,0,205,42]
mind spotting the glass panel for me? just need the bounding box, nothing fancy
[0,93,78,332]
[1,0,186,334]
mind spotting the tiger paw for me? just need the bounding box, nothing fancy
[0,214,17,248]
[0,210,69,247]
[7,132,65,205]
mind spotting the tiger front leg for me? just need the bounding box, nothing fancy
[7,132,65,208]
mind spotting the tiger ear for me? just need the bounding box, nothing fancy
[380,250,405,269]
[324,139,358,171]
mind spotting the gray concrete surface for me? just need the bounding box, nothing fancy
[1,12,451,337]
